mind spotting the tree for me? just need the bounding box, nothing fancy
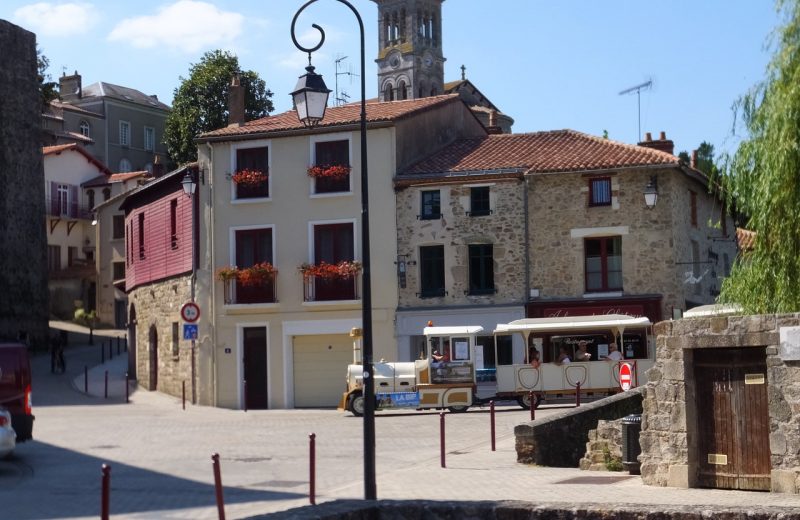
[164,50,274,165]
[715,0,800,313]
[678,141,718,176]
[37,48,59,110]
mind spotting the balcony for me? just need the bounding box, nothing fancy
[46,197,92,220]
[222,274,277,305]
[303,275,359,302]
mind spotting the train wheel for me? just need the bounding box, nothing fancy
[349,393,365,417]
[447,405,469,413]
[517,392,540,410]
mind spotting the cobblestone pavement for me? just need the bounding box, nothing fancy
[0,323,798,519]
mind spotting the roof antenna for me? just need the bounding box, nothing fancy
[618,79,653,141]
[334,54,358,106]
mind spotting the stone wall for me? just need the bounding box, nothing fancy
[0,20,49,348]
[396,178,526,308]
[514,388,643,467]
[641,314,800,493]
[579,418,623,471]
[128,275,195,398]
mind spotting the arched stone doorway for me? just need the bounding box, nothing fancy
[128,304,137,378]
[148,324,158,390]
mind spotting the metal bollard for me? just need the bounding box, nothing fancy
[182,381,186,410]
[125,372,129,404]
[243,380,247,412]
[84,365,88,393]
[490,400,496,451]
[309,433,316,505]
[100,464,111,520]
[575,381,581,407]
[212,453,226,520]
[439,412,446,468]
[529,390,535,421]
[104,370,108,399]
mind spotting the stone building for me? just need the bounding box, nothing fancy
[0,20,49,347]
[395,129,736,366]
[641,313,800,494]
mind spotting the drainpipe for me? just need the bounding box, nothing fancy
[205,141,218,407]
[523,176,531,316]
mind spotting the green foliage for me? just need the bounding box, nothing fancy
[73,308,97,327]
[164,50,274,165]
[678,141,719,176]
[714,0,800,313]
[37,48,59,110]
[603,446,623,471]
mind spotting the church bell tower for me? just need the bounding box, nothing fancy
[372,0,445,102]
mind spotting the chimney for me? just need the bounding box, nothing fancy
[228,72,245,127]
[637,130,674,155]
[59,70,82,102]
[485,109,503,134]
[691,150,698,169]
[152,155,165,178]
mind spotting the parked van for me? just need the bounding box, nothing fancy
[0,343,34,441]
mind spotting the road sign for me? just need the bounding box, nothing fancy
[180,302,200,323]
[619,362,633,391]
[183,324,198,340]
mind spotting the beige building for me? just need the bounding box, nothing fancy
[195,94,485,409]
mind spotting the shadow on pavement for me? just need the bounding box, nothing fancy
[0,441,304,520]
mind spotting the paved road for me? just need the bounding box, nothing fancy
[1,325,798,519]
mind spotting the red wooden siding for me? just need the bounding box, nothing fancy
[125,188,193,289]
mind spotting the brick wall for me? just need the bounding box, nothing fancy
[0,21,49,347]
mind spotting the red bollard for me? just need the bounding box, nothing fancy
[309,433,316,505]
[243,380,247,412]
[575,381,581,407]
[439,412,446,468]
[490,400,496,452]
[125,372,129,403]
[84,365,88,393]
[182,381,186,410]
[529,391,535,421]
[100,463,111,520]
[104,370,108,399]
[212,453,226,520]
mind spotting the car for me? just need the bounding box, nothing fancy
[0,407,15,458]
[0,343,34,442]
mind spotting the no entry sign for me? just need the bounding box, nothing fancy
[619,362,633,391]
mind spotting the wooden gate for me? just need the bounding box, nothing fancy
[694,347,770,491]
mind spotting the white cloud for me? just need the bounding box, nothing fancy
[107,1,244,54]
[13,2,99,37]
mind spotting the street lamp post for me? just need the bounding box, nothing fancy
[181,170,198,404]
[291,0,376,501]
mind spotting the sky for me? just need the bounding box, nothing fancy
[1,0,784,157]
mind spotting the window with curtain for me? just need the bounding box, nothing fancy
[589,177,612,206]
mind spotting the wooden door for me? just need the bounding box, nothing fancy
[694,347,770,491]
[243,327,268,409]
[148,325,158,391]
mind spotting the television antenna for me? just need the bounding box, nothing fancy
[618,79,653,141]
[335,54,358,106]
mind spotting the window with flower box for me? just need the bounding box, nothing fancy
[233,146,269,199]
[311,140,350,194]
[306,223,356,301]
[233,228,276,304]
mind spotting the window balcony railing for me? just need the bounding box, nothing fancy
[46,198,93,219]
[303,275,360,302]
[222,274,278,305]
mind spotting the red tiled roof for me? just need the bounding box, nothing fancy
[43,143,112,176]
[401,130,679,175]
[82,171,148,188]
[198,94,461,139]
[736,228,756,252]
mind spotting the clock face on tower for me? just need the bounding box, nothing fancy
[423,53,433,69]
[389,51,401,69]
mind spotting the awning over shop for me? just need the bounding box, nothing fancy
[493,314,652,337]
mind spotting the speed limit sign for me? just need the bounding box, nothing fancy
[619,362,633,391]
[180,302,200,323]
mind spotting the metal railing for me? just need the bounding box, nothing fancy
[303,275,359,302]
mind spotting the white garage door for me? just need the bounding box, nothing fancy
[293,334,353,408]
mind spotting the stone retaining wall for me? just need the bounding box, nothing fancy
[250,500,800,520]
[514,389,643,467]
[579,418,623,471]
